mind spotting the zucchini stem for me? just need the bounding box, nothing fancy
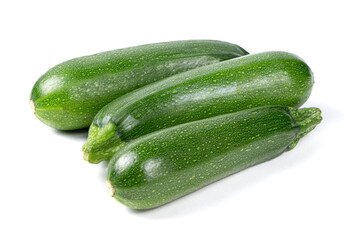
[82,123,126,164]
[288,107,322,150]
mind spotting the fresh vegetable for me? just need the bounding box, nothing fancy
[84,51,314,163]
[105,106,322,209]
[30,40,248,130]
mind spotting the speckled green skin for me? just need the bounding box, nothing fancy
[84,51,314,163]
[30,40,248,130]
[106,106,322,209]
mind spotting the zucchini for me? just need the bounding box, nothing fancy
[30,40,248,130]
[105,106,322,209]
[84,51,314,163]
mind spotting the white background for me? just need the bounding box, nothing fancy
[1,0,359,239]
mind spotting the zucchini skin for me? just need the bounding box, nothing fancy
[84,51,314,163]
[30,40,248,130]
[106,106,322,209]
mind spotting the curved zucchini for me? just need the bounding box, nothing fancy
[84,51,314,163]
[105,106,322,209]
[30,40,248,130]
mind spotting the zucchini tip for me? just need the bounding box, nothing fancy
[105,180,115,197]
[30,100,36,114]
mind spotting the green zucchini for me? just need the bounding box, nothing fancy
[105,106,322,209]
[30,40,248,130]
[83,51,314,163]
